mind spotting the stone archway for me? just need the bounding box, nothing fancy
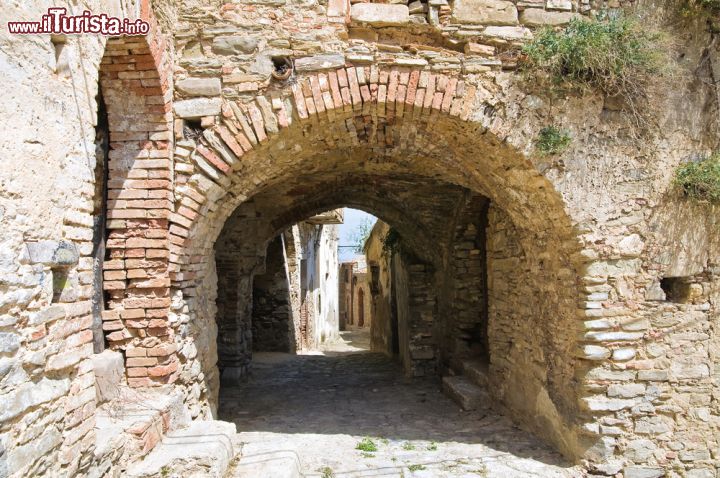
[140,66,592,460]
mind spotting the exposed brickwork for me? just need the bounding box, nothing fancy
[99,18,175,386]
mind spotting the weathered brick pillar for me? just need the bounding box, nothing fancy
[99,14,175,386]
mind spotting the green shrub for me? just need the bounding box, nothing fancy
[408,464,426,471]
[356,437,378,452]
[674,153,720,203]
[522,14,666,102]
[535,126,571,155]
[382,228,401,255]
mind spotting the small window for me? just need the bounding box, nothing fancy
[660,277,699,303]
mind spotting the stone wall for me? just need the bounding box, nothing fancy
[0,0,177,475]
[251,236,294,352]
[338,262,354,330]
[443,194,489,369]
[365,221,395,355]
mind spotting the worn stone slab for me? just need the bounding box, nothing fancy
[351,3,410,26]
[176,77,222,97]
[442,375,489,411]
[212,36,259,55]
[25,240,79,266]
[461,359,489,388]
[126,420,237,478]
[482,25,532,42]
[174,98,222,118]
[294,54,346,72]
[452,0,518,25]
[519,8,581,26]
[231,446,301,478]
[92,349,125,404]
[0,378,70,422]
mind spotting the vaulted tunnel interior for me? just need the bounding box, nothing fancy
[213,173,491,377]
[205,149,586,461]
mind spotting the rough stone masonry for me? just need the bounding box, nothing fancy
[0,0,718,477]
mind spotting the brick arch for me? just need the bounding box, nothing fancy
[169,66,579,273]
[97,9,176,387]
[133,65,590,458]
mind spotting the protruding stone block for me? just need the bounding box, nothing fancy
[294,54,346,72]
[351,4,410,26]
[25,240,79,266]
[174,98,222,119]
[481,26,532,42]
[92,349,126,404]
[452,0,517,25]
[211,36,259,55]
[519,8,581,26]
[126,420,237,478]
[442,375,489,410]
[176,78,222,97]
[464,42,495,56]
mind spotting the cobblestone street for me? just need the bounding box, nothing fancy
[221,330,582,477]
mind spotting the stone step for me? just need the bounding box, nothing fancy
[442,375,490,411]
[92,387,191,476]
[126,420,237,478]
[461,359,490,389]
[230,446,302,478]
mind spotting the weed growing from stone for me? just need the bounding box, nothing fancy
[319,466,335,478]
[356,437,378,452]
[522,13,668,118]
[427,441,438,451]
[361,452,375,458]
[408,464,426,471]
[535,126,571,156]
[402,442,416,450]
[674,152,720,204]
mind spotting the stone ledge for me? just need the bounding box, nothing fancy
[126,420,237,478]
[350,3,410,26]
[25,240,79,267]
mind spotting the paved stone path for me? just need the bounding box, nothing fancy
[221,330,583,477]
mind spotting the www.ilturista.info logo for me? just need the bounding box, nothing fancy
[7,8,150,36]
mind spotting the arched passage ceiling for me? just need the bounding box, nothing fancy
[176,94,583,279]
[215,172,484,267]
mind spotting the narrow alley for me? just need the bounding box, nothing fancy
[222,329,581,477]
